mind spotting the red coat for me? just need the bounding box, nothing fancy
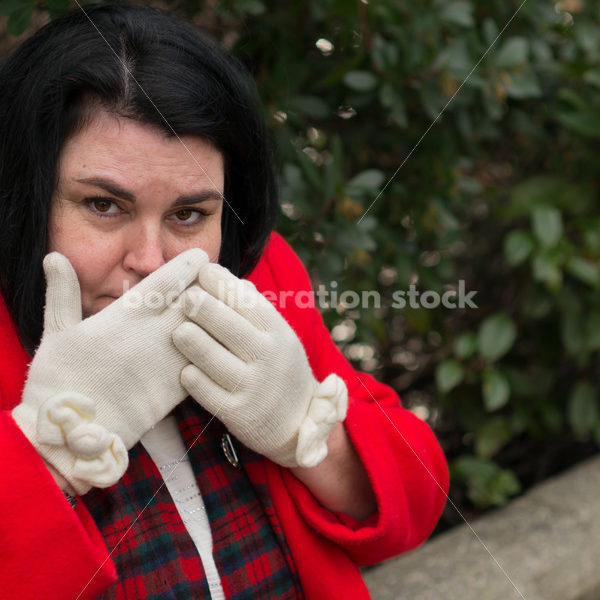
[0,233,448,599]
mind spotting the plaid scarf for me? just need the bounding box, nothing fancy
[83,398,303,599]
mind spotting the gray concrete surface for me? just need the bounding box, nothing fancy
[363,455,600,600]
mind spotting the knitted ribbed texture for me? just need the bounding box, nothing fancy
[12,249,208,493]
[172,262,348,468]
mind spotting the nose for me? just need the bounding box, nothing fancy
[122,223,166,278]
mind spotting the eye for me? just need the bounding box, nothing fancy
[94,200,113,212]
[170,208,207,225]
[85,197,121,216]
[174,209,195,221]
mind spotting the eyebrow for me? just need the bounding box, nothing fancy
[75,177,223,207]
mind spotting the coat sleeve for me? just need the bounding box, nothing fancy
[256,233,449,565]
[0,300,117,599]
[0,411,118,599]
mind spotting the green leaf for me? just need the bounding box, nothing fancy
[531,205,563,248]
[334,217,376,252]
[435,359,464,393]
[568,381,598,438]
[482,18,499,46]
[440,1,474,27]
[319,249,345,281]
[583,69,600,90]
[435,39,471,78]
[508,176,565,217]
[343,70,378,92]
[531,39,553,63]
[540,403,563,434]
[496,37,529,69]
[295,147,323,192]
[475,417,512,459]
[0,0,30,16]
[372,34,398,71]
[584,225,600,254]
[357,214,377,233]
[558,88,590,112]
[288,96,330,120]
[566,257,600,288]
[452,456,520,507]
[482,368,511,411]
[561,313,587,356]
[323,135,344,199]
[587,313,600,351]
[532,252,562,289]
[419,80,445,120]
[505,72,542,99]
[484,469,521,506]
[234,0,266,15]
[347,169,385,192]
[7,2,33,36]
[504,230,534,267]
[453,455,497,482]
[379,84,407,127]
[478,313,517,362]
[555,111,600,139]
[454,332,477,360]
[45,0,71,18]
[575,22,600,59]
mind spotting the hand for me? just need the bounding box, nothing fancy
[12,249,208,494]
[172,263,348,467]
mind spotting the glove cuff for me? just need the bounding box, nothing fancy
[294,373,348,468]
[13,393,128,495]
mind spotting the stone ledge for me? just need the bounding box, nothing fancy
[363,455,600,600]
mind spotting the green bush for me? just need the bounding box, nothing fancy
[5,0,600,512]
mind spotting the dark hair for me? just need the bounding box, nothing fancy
[0,2,277,353]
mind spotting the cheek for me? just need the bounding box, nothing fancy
[67,252,113,290]
[66,251,116,313]
[50,224,110,276]
[49,227,120,311]
[48,203,110,280]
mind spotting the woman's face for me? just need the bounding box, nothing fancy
[49,110,224,317]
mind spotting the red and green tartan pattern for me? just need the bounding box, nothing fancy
[83,398,302,599]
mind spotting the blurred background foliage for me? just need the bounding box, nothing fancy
[3,0,600,526]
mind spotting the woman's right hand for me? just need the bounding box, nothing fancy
[12,249,208,495]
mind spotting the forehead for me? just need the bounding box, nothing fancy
[57,110,224,191]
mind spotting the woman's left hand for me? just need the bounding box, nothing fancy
[172,263,347,468]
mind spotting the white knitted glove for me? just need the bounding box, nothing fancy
[172,263,348,468]
[12,248,208,494]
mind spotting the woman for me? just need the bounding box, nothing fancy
[0,4,448,599]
